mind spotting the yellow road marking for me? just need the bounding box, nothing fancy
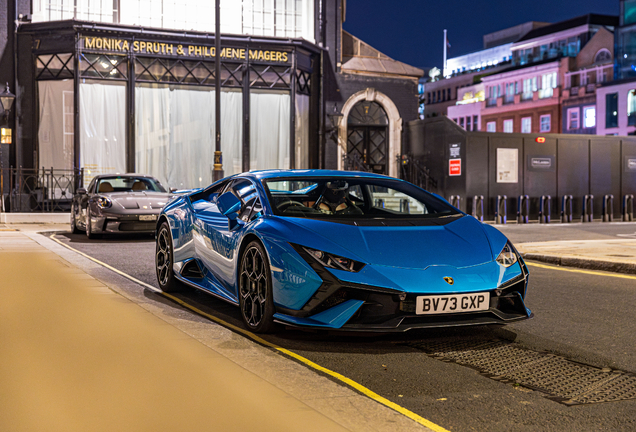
[49,233,450,432]
[526,261,636,280]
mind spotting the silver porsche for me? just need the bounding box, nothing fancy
[70,174,173,238]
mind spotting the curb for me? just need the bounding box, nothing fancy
[0,213,70,224]
[522,253,636,275]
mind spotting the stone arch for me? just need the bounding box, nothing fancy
[337,88,402,178]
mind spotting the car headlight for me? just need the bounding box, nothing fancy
[496,242,518,267]
[95,196,112,209]
[302,246,365,272]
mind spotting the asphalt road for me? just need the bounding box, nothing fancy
[53,225,636,432]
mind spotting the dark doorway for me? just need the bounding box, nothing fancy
[347,101,388,174]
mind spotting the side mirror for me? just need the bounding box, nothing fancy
[217,191,241,216]
[169,188,177,193]
[76,187,87,195]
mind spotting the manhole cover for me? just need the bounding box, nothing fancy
[406,339,636,405]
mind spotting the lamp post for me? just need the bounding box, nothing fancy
[213,0,224,181]
[0,83,16,212]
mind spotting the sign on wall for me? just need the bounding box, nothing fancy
[527,155,555,172]
[449,158,461,176]
[497,148,518,183]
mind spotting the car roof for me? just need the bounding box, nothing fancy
[92,174,158,180]
[241,169,396,181]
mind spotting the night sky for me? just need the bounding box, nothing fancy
[343,0,620,71]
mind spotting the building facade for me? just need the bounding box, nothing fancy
[0,0,422,197]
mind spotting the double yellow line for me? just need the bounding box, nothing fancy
[49,233,449,432]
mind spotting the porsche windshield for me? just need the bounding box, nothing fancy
[95,176,166,193]
[264,178,461,219]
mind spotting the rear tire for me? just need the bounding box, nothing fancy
[238,241,276,333]
[156,222,184,293]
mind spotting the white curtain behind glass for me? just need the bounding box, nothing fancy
[38,80,74,170]
[295,94,309,169]
[250,92,290,171]
[136,87,242,190]
[79,82,126,186]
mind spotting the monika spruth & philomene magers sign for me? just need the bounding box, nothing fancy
[81,36,291,63]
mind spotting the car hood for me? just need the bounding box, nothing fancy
[103,192,172,211]
[276,215,495,270]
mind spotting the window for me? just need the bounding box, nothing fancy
[487,121,496,132]
[540,114,551,132]
[628,90,636,126]
[522,77,537,100]
[567,108,579,130]
[583,106,596,128]
[539,72,557,99]
[466,116,472,131]
[503,119,513,133]
[625,0,636,25]
[521,117,532,133]
[447,88,451,100]
[473,115,479,131]
[459,117,465,128]
[606,93,618,128]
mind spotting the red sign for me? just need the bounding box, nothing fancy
[449,158,461,176]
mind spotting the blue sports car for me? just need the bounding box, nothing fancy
[155,170,531,333]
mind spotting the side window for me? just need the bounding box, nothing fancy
[189,180,229,205]
[87,179,96,193]
[231,179,262,222]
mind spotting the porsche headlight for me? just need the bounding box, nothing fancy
[496,242,518,267]
[302,246,365,272]
[95,196,112,209]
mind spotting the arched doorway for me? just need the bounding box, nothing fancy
[346,101,388,174]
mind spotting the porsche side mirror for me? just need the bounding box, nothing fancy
[217,191,241,216]
[76,187,87,195]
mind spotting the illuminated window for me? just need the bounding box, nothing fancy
[0,128,11,144]
[583,106,596,128]
[503,119,513,133]
[32,0,315,41]
[521,117,531,133]
[539,72,557,99]
[567,108,579,130]
[628,90,636,126]
[540,114,551,132]
[486,121,496,132]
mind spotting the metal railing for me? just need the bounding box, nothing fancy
[1,167,83,212]
[397,154,437,192]
[342,153,369,172]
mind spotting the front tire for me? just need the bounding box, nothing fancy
[70,203,81,234]
[239,241,276,333]
[155,222,183,293]
[86,212,97,239]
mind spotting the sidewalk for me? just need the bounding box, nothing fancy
[514,238,636,274]
[0,226,434,432]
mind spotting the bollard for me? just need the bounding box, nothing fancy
[602,195,614,222]
[623,194,634,221]
[517,195,529,223]
[561,195,573,223]
[399,198,410,213]
[472,195,484,222]
[449,195,461,209]
[581,194,594,222]
[495,195,507,224]
[539,195,551,223]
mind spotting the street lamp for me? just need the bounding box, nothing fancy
[0,83,15,212]
[0,83,16,123]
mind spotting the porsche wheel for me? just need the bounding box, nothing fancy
[70,203,81,234]
[156,222,183,293]
[86,212,97,239]
[239,241,276,333]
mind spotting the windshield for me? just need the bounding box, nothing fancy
[263,177,460,220]
[95,176,166,193]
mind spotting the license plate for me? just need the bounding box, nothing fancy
[139,215,157,221]
[416,292,490,315]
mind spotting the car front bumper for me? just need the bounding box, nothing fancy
[89,213,159,233]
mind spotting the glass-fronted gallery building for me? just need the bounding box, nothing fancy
[20,1,318,189]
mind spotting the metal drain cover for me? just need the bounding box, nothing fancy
[407,339,636,405]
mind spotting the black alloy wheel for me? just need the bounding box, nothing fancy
[155,222,183,293]
[70,203,80,234]
[239,241,276,333]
